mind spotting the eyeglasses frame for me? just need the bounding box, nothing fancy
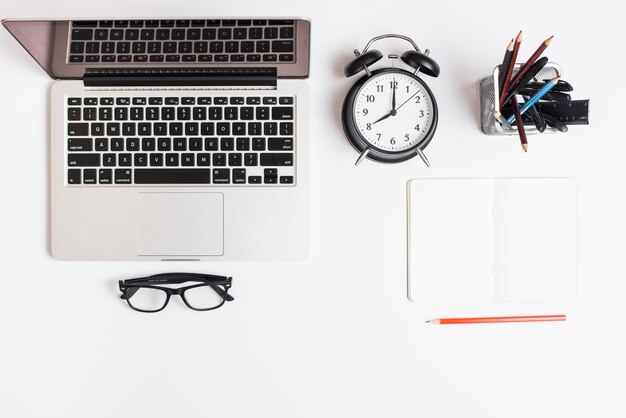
[119,272,234,313]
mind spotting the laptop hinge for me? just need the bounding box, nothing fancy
[83,67,277,88]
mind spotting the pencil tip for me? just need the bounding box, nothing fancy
[522,144,528,152]
[546,35,554,44]
[516,31,523,41]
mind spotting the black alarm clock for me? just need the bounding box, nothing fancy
[342,34,440,166]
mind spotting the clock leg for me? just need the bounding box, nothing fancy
[354,148,371,166]
[416,148,430,167]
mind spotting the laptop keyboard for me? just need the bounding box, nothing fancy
[69,19,296,64]
[65,94,296,186]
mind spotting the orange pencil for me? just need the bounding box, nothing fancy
[508,35,554,90]
[499,31,522,107]
[427,315,566,325]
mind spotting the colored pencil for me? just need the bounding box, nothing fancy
[499,31,522,107]
[498,39,515,94]
[511,96,528,152]
[508,77,559,124]
[519,89,571,102]
[427,314,566,325]
[508,35,554,90]
[501,56,548,105]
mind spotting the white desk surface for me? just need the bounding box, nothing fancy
[1,1,624,417]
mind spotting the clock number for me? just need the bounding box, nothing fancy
[376,85,383,93]
[366,95,375,102]
[419,110,424,118]
[415,96,421,103]
[376,133,381,141]
[390,137,396,145]
[404,134,410,142]
[366,123,371,130]
[406,86,410,93]
[363,108,369,115]
[414,124,420,131]
[389,81,398,89]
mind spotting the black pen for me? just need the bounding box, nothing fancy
[541,113,568,132]
[519,89,571,101]
[522,95,547,133]
[528,79,573,92]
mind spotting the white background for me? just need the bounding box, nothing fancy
[1,1,625,417]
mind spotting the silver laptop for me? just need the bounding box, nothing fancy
[3,18,310,261]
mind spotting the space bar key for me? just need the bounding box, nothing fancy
[134,169,211,184]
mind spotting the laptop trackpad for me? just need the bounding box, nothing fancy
[137,193,224,256]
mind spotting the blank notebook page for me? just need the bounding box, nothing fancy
[407,178,578,303]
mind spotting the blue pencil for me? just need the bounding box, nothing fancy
[507,77,559,124]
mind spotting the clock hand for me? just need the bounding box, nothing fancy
[395,90,421,112]
[372,112,392,125]
[391,78,397,111]
[373,80,401,125]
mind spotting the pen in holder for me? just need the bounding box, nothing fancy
[480,62,562,135]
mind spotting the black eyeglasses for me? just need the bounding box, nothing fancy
[119,273,234,313]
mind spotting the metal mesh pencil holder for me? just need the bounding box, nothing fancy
[480,62,562,135]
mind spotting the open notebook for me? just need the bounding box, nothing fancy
[407,178,578,302]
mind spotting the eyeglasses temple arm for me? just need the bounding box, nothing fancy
[211,285,234,301]
[120,286,139,300]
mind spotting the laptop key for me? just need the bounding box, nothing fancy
[248,175,262,184]
[260,153,294,166]
[83,169,97,184]
[262,54,277,62]
[68,169,81,184]
[244,153,258,166]
[103,154,116,166]
[68,107,81,121]
[268,138,293,151]
[280,122,294,135]
[272,107,294,120]
[149,153,164,166]
[135,169,211,184]
[72,21,98,27]
[68,123,89,136]
[233,169,246,184]
[70,42,84,53]
[114,169,132,184]
[68,154,100,167]
[213,168,230,184]
[99,169,112,184]
[272,40,293,53]
[85,42,100,54]
[71,29,93,40]
[68,138,93,151]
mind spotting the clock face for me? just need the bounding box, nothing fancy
[352,71,435,152]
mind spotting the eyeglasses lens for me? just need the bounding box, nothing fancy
[126,287,167,311]
[183,285,225,310]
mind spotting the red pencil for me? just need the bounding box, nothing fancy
[511,96,528,152]
[508,35,554,90]
[427,315,566,325]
